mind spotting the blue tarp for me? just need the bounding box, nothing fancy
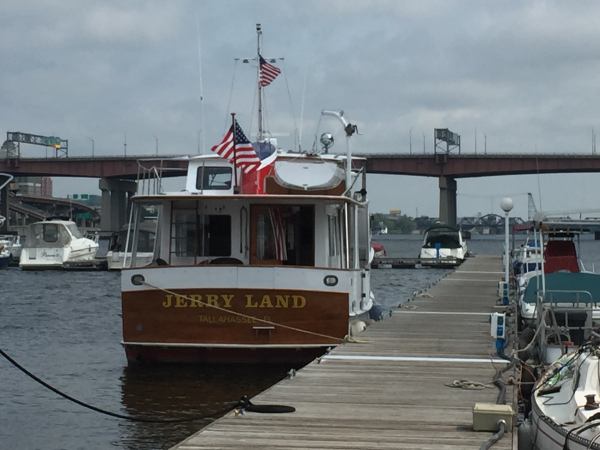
[522,272,600,304]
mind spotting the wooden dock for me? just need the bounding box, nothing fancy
[372,257,462,269]
[170,255,516,450]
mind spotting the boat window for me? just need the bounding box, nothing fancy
[196,166,233,190]
[171,210,197,257]
[43,224,58,243]
[198,215,231,256]
[328,215,339,257]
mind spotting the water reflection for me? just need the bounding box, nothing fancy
[118,363,298,450]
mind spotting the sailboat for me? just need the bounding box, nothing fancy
[119,25,376,364]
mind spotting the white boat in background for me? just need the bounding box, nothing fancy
[106,223,156,271]
[0,241,10,269]
[19,218,99,270]
[419,224,467,261]
[0,234,22,260]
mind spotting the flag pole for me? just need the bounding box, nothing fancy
[231,112,239,194]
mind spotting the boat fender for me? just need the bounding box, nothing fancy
[517,419,533,450]
[236,395,295,414]
[369,304,384,321]
[349,321,366,336]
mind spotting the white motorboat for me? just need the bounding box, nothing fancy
[19,218,99,270]
[0,234,23,260]
[0,241,10,269]
[419,224,467,261]
[106,223,155,271]
[529,344,600,450]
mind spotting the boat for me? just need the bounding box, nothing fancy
[120,27,375,364]
[418,223,467,266]
[19,218,99,270]
[0,241,10,269]
[106,223,156,271]
[528,342,600,450]
[516,210,600,448]
[0,234,23,261]
[371,242,386,258]
[372,221,388,235]
[516,212,599,329]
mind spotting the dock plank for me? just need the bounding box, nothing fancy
[170,256,515,450]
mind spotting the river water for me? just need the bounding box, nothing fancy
[2,234,599,449]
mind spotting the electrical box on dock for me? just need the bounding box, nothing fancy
[490,312,506,339]
[473,403,514,431]
[498,281,508,297]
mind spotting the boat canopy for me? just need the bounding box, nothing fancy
[522,272,600,304]
[24,221,82,249]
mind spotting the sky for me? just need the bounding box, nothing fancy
[3,0,600,220]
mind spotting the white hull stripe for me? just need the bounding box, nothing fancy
[121,341,331,349]
[323,355,510,363]
[394,311,494,316]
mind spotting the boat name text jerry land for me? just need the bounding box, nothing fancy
[162,294,307,309]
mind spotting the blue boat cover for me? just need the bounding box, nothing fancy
[522,272,600,304]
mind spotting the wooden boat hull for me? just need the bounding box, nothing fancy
[122,287,350,364]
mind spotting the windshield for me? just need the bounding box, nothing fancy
[66,223,83,239]
[196,166,232,190]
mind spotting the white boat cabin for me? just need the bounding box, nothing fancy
[128,154,371,271]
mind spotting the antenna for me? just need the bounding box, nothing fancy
[299,65,308,151]
[197,11,205,154]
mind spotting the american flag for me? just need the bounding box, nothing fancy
[211,120,261,173]
[259,56,281,87]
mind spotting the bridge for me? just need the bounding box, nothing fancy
[2,152,599,231]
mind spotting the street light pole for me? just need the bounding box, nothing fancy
[88,137,94,158]
[500,197,514,305]
[154,135,158,156]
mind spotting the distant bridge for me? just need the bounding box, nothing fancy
[2,152,600,230]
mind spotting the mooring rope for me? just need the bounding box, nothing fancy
[141,280,348,343]
[0,346,235,423]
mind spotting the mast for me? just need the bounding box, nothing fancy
[256,23,264,141]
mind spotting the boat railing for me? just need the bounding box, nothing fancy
[136,160,165,196]
[536,290,599,361]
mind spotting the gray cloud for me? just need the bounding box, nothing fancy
[2,0,600,220]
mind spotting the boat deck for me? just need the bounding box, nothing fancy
[170,255,517,450]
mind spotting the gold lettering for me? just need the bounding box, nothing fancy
[292,295,306,308]
[264,316,271,322]
[275,295,289,308]
[162,295,173,308]
[175,295,187,307]
[205,294,219,307]
[220,294,234,308]
[246,294,257,308]
[259,295,273,308]
[189,295,202,307]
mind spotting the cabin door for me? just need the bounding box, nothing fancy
[249,205,314,266]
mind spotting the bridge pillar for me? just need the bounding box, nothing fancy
[439,176,457,226]
[99,178,137,233]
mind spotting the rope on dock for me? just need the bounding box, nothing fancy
[445,379,494,390]
[0,346,236,423]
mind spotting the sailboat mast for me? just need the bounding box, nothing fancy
[256,23,264,141]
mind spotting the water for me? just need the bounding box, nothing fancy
[2,234,599,449]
